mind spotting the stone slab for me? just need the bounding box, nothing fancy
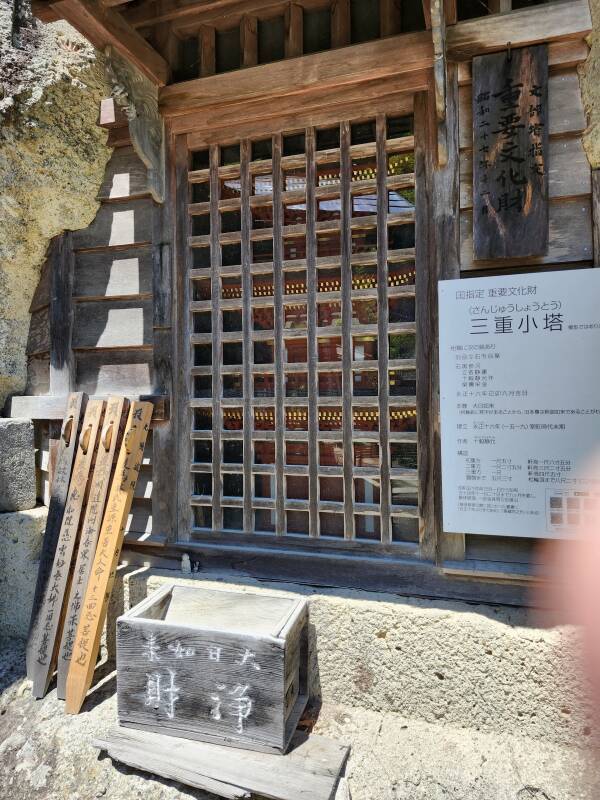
[0,506,48,639]
[0,418,36,512]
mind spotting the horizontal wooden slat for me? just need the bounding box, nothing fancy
[125,503,153,535]
[447,0,592,61]
[97,145,149,201]
[75,349,155,395]
[460,136,591,209]
[10,393,168,422]
[459,69,586,149]
[72,198,154,250]
[74,246,153,299]
[461,197,593,270]
[73,299,153,349]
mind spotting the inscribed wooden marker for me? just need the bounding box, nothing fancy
[27,398,105,699]
[472,44,549,260]
[65,401,153,714]
[26,392,86,679]
[56,396,128,700]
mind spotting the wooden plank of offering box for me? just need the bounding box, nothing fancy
[472,44,549,260]
[27,397,104,699]
[26,392,86,680]
[56,396,128,700]
[65,400,153,714]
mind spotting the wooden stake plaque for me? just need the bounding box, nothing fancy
[56,396,128,700]
[472,44,549,260]
[65,401,153,714]
[26,392,86,679]
[27,399,105,699]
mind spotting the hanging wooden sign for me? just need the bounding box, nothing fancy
[56,396,128,700]
[65,400,153,714]
[472,44,548,260]
[26,392,87,679]
[27,399,105,699]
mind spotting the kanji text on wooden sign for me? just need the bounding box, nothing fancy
[472,44,549,260]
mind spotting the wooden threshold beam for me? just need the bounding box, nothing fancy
[48,0,170,86]
[160,30,433,118]
[447,0,592,61]
[8,393,169,423]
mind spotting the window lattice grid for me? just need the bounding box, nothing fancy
[187,116,418,544]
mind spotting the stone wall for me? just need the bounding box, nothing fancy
[0,1,112,409]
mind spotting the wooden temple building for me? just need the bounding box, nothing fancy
[12,0,596,605]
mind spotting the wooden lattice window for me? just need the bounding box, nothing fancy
[183,113,420,548]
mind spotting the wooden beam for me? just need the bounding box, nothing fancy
[31,0,60,21]
[331,0,350,48]
[8,393,169,422]
[285,2,303,58]
[50,0,170,86]
[161,30,433,118]
[241,14,258,67]
[48,233,75,396]
[199,25,216,76]
[447,0,592,61]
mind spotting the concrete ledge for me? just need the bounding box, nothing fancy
[0,505,48,639]
[121,566,595,750]
[0,418,36,512]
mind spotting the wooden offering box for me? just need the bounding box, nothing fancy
[116,584,308,753]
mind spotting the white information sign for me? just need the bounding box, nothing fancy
[439,268,600,539]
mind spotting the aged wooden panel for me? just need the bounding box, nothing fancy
[26,356,50,396]
[472,45,548,260]
[72,198,154,250]
[460,135,591,209]
[56,396,128,700]
[116,584,308,753]
[75,349,153,395]
[459,69,586,150]
[49,232,75,395]
[74,246,153,299]
[29,253,52,313]
[461,196,593,270]
[27,307,50,356]
[73,299,153,349]
[127,501,153,535]
[65,400,153,714]
[26,392,86,677]
[97,145,149,201]
[94,725,349,800]
[27,398,104,699]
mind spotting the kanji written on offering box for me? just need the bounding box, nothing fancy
[116,584,308,753]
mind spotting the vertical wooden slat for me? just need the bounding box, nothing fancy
[285,2,303,58]
[340,121,355,540]
[381,0,400,37]
[273,134,286,535]
[488,0,512,12]
[241,140,253,533]
[199,25,216,76]
[210,144,223,531]
[376,114,391,544]
[592,169,600,268]
[241,16,258,67]
[306,127,319,538]
[174,134,192,540]
[49,232,74,396]
[331,0,350,48]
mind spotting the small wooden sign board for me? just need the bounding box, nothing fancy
[472,44,549,260]
[94,725,349,800]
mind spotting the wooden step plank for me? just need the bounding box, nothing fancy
[75,350,155,396]
[27,398,105,698]
[56,396,128,700]
[73,299,153,349]
[26,393,87,675]
[93,725,350,800]
[74,246,153,300]
[65,400,153,714]
[97,146,149,201]
[72,198,154,251]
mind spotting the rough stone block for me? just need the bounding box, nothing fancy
[0,505,47,639]
[0,418,36,511]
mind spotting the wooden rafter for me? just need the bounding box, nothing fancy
[38,0,170,86]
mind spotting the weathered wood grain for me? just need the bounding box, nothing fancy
[472,45,548,260]
[26,356,50,396]
[75,349,154,395]
[27,307,50,357]
[72,198,154,250]
[49,232,75,395]
[593,169,600,268]
[65,400,153,714]
[74,246,153,299]
[26,392,86,678]
[116,584,308,752]
[9,393,166,422]
[73,299,153,349]
[97,145,149,201]
[94,725,349,800]
[27,398,104,699]
[29,251,52,313]
[56,396,128,700]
